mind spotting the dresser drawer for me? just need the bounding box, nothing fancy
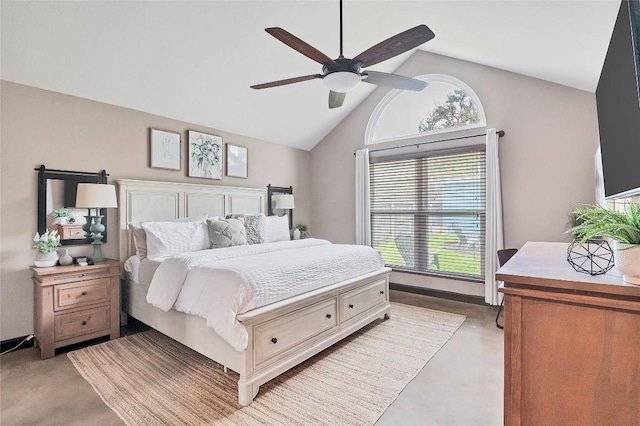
[340,278,387,323]
[54,305,110,342]
[54,278,110,311]
[254,299,337,367]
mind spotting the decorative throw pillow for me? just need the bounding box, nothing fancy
[141,221,210,260]
[265,215,290,243]
[208,217,247,248]
[226,213,267,245]
[128,214,207,259]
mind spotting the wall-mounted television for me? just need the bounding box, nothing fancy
[596,0,640,199]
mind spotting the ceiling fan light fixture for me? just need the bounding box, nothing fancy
[323,71,360,92]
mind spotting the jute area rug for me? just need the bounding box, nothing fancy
[68,303,465,426]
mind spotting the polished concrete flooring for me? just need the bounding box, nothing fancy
[0,291,504,425]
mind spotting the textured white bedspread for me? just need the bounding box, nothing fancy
[146,239,385,351]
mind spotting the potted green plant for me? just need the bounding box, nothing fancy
[51,209,71,225]
[294,224,307,240]
[569,203,640,285]
[33,229,61,267]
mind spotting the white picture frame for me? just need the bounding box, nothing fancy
[226,143,248,179]
[188,130,223,180]
[149,128,181,170]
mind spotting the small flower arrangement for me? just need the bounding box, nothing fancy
[295,224,307,232]
[33,230,61,253]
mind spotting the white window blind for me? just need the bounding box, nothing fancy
[370,145,486,281]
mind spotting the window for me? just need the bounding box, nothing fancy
[370,145,486,280]
[366,74,486,145]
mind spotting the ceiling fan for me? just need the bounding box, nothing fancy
[250,0,435,109]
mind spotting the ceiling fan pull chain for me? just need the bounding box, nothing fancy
[339,0,344,57]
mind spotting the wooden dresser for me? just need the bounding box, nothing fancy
[497,242,640,426]
[32,259,121,359]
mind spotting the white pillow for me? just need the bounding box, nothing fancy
[265,215,290,243]
[141,221,210,260]
[128,215,207,259]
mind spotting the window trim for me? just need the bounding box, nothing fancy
[365,74,487,146]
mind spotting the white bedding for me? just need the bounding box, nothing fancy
[145,239,385,351]
[124,255,162,287]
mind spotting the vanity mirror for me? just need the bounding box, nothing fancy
[36,165,109,246]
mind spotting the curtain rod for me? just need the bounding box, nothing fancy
[353,130,505,156]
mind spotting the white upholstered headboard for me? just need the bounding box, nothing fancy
[117,179,266,262]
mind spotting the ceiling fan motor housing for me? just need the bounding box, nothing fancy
[322,57,362,92]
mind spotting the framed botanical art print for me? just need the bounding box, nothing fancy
[149,128,181,170]
[188,130,223,180]
[226,143,248,178]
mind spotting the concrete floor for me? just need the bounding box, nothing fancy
[0,290,504,425]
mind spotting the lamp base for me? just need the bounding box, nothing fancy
[90,243,107,263]
[89,215,107,262]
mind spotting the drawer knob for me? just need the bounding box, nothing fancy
[81,291,88,296]
[271,337,278,344]
[380,290,384,295]
[81,321,87,326]
[349,304,354,309]
[326,313,332,319]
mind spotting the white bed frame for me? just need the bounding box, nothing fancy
[117,179,391,405]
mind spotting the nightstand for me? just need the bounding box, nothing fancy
[57,223,85,240]
[32,259,121,359]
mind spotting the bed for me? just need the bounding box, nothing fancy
[117,179,391,406]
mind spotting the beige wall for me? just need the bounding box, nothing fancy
[310,51,600,294]
[0,81,311,340]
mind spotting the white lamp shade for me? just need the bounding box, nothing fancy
[75,184,118,208]
[274,194,295,210]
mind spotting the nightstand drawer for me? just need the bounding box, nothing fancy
[54,278,110,311]
[54,306,110,342]
[48,267,115,285]
[57,224,85,239]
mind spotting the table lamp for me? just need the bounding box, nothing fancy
[274,194,295,230]
[75,183,118,262]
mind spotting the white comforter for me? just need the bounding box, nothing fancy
[146,239,385,351]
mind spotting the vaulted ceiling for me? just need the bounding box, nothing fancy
[1,1,621,151]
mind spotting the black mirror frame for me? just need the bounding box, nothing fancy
[36,165,109,246]
[267,184,293,230]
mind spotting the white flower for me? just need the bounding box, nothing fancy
[33,232,40,242]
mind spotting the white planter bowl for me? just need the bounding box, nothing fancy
[34,251,59,267]
[613,241,640,285]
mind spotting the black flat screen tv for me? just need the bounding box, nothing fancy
[596,0,640,199]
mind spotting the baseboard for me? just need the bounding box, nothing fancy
[390,283,486,306]
[1,335,35,354]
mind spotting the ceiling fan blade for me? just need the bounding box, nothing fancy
[329,91,346,109]
[251,74,323,90]
[362,71,428,91]
[265,28,337,67]
[353,25,435,68]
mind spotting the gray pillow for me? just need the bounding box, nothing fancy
[226,214,267,245]
[208,218,247,248]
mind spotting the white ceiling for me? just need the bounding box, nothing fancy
[1,1,621,151]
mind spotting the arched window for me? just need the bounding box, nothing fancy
[365,74,486,145]
[365,75,488,282]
